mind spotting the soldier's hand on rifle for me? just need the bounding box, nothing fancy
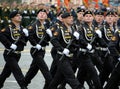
[73,31,80,40]
[23,28,29,37]
[35,44,41,50]
[63,48,70,56]
[10,44,17,50]
[86,43,92,51]
[95,30,102,38]
[46,29,52,37]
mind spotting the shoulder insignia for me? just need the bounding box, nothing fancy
[1,28,5,32]
[53,31,58,36]
[111,36,116,41]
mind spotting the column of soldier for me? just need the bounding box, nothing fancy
[0,2,120,89]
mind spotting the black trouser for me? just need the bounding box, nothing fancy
[50,47,58,77]
[104,62,120,89]
[77,53,103,89]
[91,50,103,73]
[25,48,52,89]
[99,53,114,86]
[0,50,25,88]
[48,54,84,89]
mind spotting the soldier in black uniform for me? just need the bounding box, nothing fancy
[103,27,120,89]
[76,10,106,89]
[92,9,105,73]
[0,10,28,89]
[48,12,86,89]
[50,11,64,78]
[99,10,116,86]
[24,9,52,89]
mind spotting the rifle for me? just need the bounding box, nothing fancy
[59,39,74,61]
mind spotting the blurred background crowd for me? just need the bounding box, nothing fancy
[0,0,120,29]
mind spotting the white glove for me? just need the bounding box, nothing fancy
[1,20,4,23]
[46,29,52,37]
[10,44,17,50]
[23,28,29,37]
[35,44,41,50]
[8,20,11,23]
[63,48,70,56]
[95,30,102,38]
[73,31,80,40]
[118,57,120,61]
[86,43,92,51]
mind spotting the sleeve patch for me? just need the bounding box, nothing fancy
[53,32,58,36]
[111,36,116,41]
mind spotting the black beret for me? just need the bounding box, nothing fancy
[57,11,64,16]
[37,9,47,14]
[61,12,72,18]
[83,10,93,16]
[106,10,115,16]
[94,9,104,15]
[9,10,19,18]
[77,8,85,13]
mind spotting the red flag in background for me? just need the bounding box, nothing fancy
[83,0,89,7]
[102,0,109,6]
[93,0,99,8]
[57,0,61,7]
[57,0,61,11]
[64,0,70,10]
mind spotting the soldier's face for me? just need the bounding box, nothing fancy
[83,14,93,22]
[105,15,114,24]
[77,12,84,21]
[95,15,104,23]
[12,14,22,22]
[63,16,73,25]
[37,12,47,20]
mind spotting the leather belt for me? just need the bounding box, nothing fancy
[79,48,87,52]
[32,47,46,51]
[95,47,108,51]
[5,49,21,54]
[57,51,73,57]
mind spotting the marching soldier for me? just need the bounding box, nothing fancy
[104,27,120,89]
[76,10,106,89]
[92,9,105,73]
[24,9,52,89]
[50,10,64,78]
[48,12,86,89]
[0,10,28,89]
[99,10,117,86]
